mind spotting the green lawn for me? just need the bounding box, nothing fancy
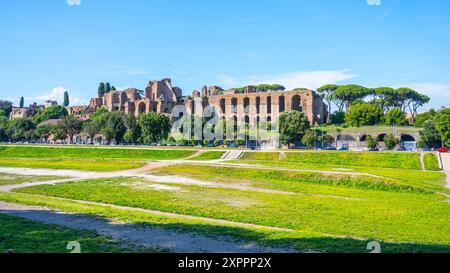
[0,213,155,253]
[13,174,450,252]
[190,151,225,161]
[0,146,194,160]
[424,153,441,171]
[0,173,67,186]
[241,151,422,170]
[0,158,145,172]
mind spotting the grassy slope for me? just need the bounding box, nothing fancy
[241,151,422,170]
[0,213,154,253]
[424,153,441,171]
[0,191,448,253]
[0,173,66,186]
[0,146,194,160]
[0,158,144,172]
[190,151,225,161]
[14,177,450,249]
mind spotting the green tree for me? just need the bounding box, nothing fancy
[35,105,68,123]
[97,112,127,144]
[6,118,36,142]
[104,82,112,94]
[384,134,399,150]
[330,111,346,125]
[414,109,437,127]
[366,135,377,149]
[0,100,13,117]
[301,130,317,148]
[19,96,24,108]
[0,116,10,141]
[279,111,310,148]
[331,85,371,111]
[90,107,109,121]
[434,108,450,147]
[345,103,384,127]
[36,124,54,143]
[374,87,396,111]
[317,84,339,123]
[58,115,83,144]
[51,125,67,142]
[139,113,170,144]
[385,108,407,125]
[63,91,70,107]
[419,120,442,149]
[98,82,105,98]
[82,121,100,144]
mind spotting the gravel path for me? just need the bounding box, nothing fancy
[440,153,450,189]
[0,201,295,253]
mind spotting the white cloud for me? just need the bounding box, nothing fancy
[23,87,86,106]
[367,0,382,6]
[67,0,81,6]
[217,69,355,90]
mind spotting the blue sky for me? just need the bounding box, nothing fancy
[1,0,449,110]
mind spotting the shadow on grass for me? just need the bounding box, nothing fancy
[1,208,449,253]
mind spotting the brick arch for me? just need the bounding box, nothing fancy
[291,95,301,111]
[231,98,238,113]
[267,96,272,114]
[120,92,128,111]
[243,97,250,113]
[279,95,286,113]
[137,101,147,115]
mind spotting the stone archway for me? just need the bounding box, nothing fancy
[279,96,286,113]
[292,95,301,111]
[137,102,147,115]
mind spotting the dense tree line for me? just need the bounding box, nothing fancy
[317,84,430,126]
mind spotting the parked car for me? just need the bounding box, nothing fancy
[438,148,449,153]
[368,148,380,152]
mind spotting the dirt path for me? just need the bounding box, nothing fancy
[0,201,295,253]
[419,153,426,171]
[440,153,450,189]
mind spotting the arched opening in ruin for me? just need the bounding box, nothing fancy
[377,134,387,142]
[256,97,261,114]
[231,98,238,113]
[138,102,146,115]
[337,134,356,141]
[267,96,272,114]
[120,92,128,106]
[279,96,285,113]
[359,134,368,141]
[220,99,226,114]
[401,134,416,142]
[292,95,301,111]
[243,97,250,113]
[233,115,238,135]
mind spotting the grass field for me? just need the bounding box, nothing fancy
[0,213,154,253]
[190,151,225,161]
[0,146,194,160]
[0,158,145,172]
[424,153,441,171]
[0,145,194,171]
[0,145,448,253]
[12,173,450,252]
[0,173,67,186]
[241,151,422,170]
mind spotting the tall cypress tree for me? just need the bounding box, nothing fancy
[19,96,24,108]
[98,82,105,98]
[104,82,111,94]
[63,91,70,107]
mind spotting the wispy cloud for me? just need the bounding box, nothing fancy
[217,69,356,90]
[17,87,86,106]
[367,0,382,6]
[67,0,81,6]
